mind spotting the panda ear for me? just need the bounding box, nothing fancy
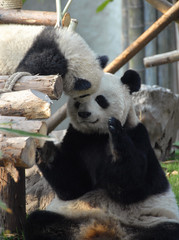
[97,55,109,69]
[121,70,141,94]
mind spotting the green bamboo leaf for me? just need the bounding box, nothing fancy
[96,0,113,13]
[0,127,55,141]
[0,121,16,126]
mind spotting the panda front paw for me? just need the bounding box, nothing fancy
[36,142,56,166]
[108,117,125,136]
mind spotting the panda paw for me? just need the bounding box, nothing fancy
[108,117,125,136]
[36,142,56,166]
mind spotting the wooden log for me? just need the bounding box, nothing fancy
[145,0,179,24]
[0,89,51,119]
[46,103,67,134]
[0,116,47,147]
[0,137,36,168]
[0,75,63,100]
[0,9,57,26]
[144,50,179,67]
[145,0,172,13]
[0,167,25,233]
[104,1,179,74]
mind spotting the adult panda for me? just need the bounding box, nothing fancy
[25,70,179,240]
[0,24,107,98]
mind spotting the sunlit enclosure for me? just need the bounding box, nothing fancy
[0,0,179,239]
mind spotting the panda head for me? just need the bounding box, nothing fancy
[67,70,141,134]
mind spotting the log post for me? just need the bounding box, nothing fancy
[0,167,26,233]
[104,1,179,74]
[0,75,63,100]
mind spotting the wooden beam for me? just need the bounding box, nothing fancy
[0,75,63,100]
[104,1,179,74]
[144,50,179,67]
[145,0,172,13]
[0,89,51,119]
[0,9,57,26]
[46,103,67,134]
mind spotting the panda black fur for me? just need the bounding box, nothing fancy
[0,24,107,98]
[25,70,179,240]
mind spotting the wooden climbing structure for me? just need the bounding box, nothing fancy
[0,0,179,234]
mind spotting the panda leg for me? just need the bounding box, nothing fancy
[24,210,78,240]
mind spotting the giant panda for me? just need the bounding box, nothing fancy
[24,70,179,240]
[0,24,107,98]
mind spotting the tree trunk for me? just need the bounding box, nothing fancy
[0,167,25,233]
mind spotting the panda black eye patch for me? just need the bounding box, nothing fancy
[74,102,80,109]
[95,95,109,109]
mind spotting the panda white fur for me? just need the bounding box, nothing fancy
[0,24,107,97]
[24,70,179,240]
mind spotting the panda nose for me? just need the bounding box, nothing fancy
[78,111,91,119]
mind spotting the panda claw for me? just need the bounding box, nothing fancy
[108,117,124,135]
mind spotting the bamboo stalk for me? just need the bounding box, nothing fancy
[128,0,145,81]
[104,1,179,74]
[144,0,157,85]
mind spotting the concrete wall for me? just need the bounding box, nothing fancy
[23,0,122,130]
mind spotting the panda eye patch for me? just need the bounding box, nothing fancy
[74,102,80,109]
[95,95,109,109]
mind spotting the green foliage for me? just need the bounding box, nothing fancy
[161,144,179,206]
[96,0,114,13]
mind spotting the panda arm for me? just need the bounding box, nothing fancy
[104,117,168,204]
[36,131,93,200]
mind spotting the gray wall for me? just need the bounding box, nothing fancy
[23,0,122,130]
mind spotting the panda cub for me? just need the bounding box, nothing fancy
[25,70,179,240]
[0,24,107,98]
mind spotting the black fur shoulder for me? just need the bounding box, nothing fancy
[17,27,68,76]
